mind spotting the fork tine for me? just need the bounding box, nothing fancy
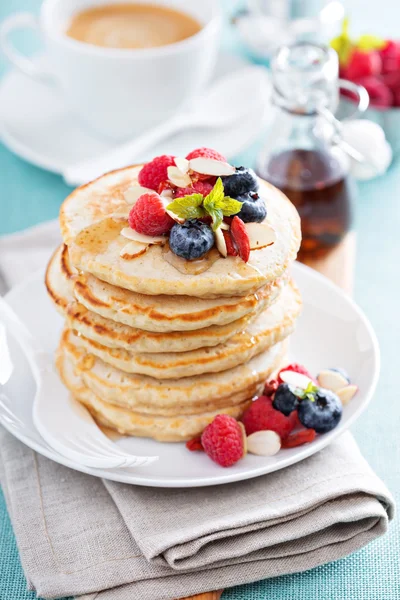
[59,433,158,467]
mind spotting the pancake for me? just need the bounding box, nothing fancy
[61,165,301,297]
[74,280,301,379]
[46,246,269,353]
[58,333,287,419]
[57,350,253,442]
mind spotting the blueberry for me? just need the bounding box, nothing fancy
[169,220,214,260]
[221,166,259,198]
[272,383,299,416]
[297,388,342,434]
[236,191,267,223]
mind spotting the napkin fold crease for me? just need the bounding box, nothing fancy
[0,220,395,600]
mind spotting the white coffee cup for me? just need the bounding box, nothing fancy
[0,0,221,140]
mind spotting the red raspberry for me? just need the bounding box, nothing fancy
[201,414,245,467]
[186,147,226,162]
[231,216,250,262]
[128,193,174,236]
[222,230,238,256]
[138,155,176,191]
[277,363,315,384]
[186,437,204,452]
[174,181,214,198]
[281,429,316,448]
[242,396,297,439]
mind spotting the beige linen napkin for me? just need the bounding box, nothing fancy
[0,427,394,600]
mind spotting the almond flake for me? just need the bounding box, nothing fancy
[174,157,189,174]
[247,430,281,456]
[245,222,276,250]
[317,369,350,392]
[337,385,358,405]
[214,227,227,257]
[120,241,147,260]
[279,371,313,389]
[189,157,235,176]
[124,185,154,205]
[167,165,192,187]
[160,189,174,200]
[120,227,166,245]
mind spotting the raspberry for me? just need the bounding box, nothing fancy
[174,181,214,198]
[201,414,245,467]
[186,437,204,452]
[128,193,174,236]
[138,155,176,191]
[242,396,297,439]
[230,216,250,262]
[281,429,316,448]
[277,363,315,384]
[186,147,226,162]
[222,230,238,256]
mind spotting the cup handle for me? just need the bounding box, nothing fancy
[0,12,54,85]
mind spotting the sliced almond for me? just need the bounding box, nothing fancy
[214,227,227,257]
[245,222,276,250]
[189,157,235,176]
[159,193,185,224]
[317,369,350,392]
[120,241,147,260]
[337,385,358,405]
[124,185,154,205]
[247,430,281,456]
[279,371,313,389]
[120,227,166,245]
[174,156,189,174]
[160,189,174,200]
[167,165,192,187]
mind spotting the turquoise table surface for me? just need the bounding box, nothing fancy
[0,1,399,599]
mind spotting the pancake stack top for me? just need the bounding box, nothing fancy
[46,153,302,442]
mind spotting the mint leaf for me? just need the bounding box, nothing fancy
[166,194,205,220]
[330,17,353,66]
[297,381,319,402]
[219,197,243,216]
[203,178,243,230]
[357,34,386,51]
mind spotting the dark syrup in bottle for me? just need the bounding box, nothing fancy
[259,148,353,261]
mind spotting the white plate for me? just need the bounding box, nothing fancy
[1,262,379,488]
[0,52,269,174]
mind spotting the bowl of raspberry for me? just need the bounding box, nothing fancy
[331,19,400,152]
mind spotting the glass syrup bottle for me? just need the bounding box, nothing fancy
[257,42,356,262]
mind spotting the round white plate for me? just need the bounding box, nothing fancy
[1,262,379,488]
[0,52,269,174]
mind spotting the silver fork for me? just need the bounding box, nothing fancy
[0,296,159,470]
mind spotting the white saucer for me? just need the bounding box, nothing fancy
[1,262,379,488]
[0,52,268,175]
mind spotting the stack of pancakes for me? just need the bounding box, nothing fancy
[46,165,302,442]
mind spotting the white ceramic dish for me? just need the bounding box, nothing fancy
[1,261,379,488]
[0,52,270,174]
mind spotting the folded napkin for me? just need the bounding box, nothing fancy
[0,427,394,600]
[0,222,395,600]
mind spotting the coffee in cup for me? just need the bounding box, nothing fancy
[66,3,202,50]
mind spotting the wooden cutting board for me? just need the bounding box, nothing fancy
[176,234,355,600]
